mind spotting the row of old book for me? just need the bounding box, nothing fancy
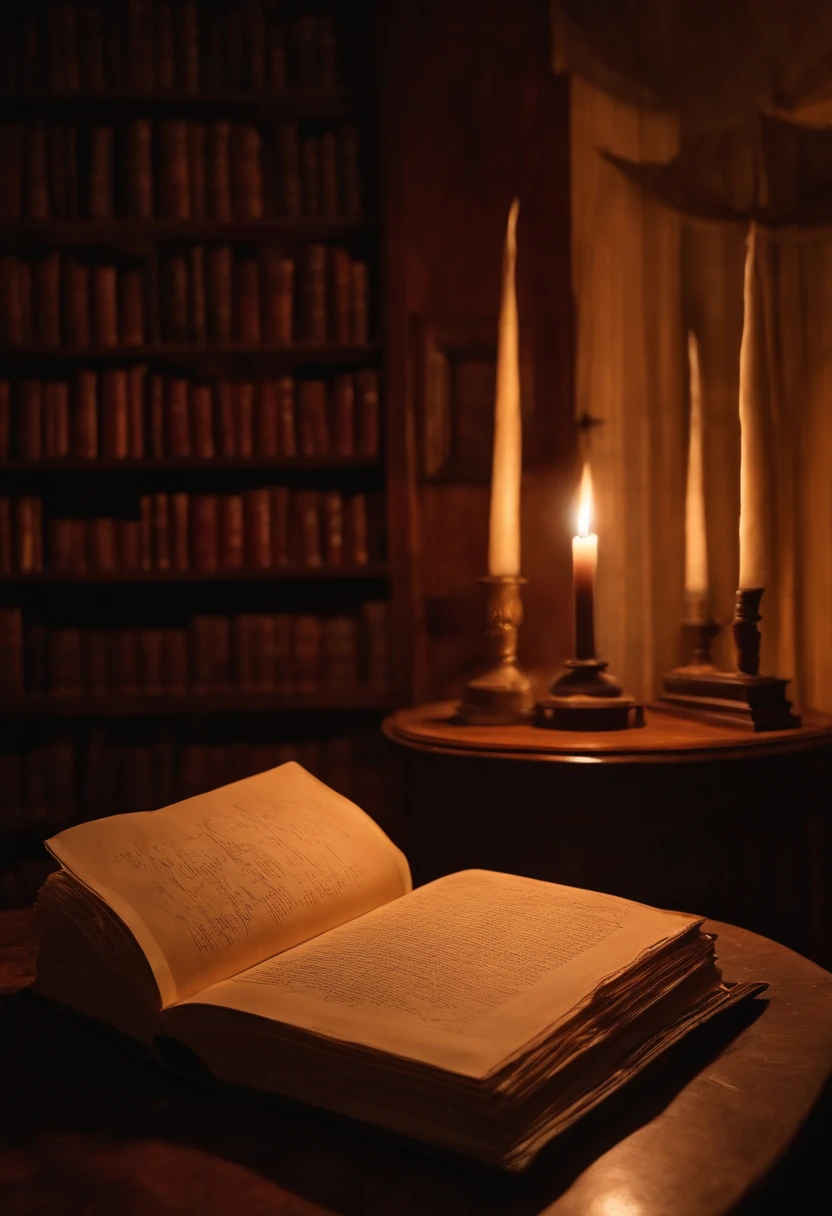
[0,370,380,462]
[0,489,382,575]
[0,5,341,97]
[0,244,370,347]
[0,604,389,701]
[0,120,362,221]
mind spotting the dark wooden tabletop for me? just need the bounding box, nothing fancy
[1,909,831,1216]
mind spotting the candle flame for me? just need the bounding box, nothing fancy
[577,463,594,538]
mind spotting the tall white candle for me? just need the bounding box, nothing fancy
[487,198,522,577]
[738,223,766,590]
[684,330,708,618]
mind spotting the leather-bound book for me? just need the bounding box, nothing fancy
[119,266,145,346]
[345,494,369,565]
[319,131,339,215]
[277,376,297,456]
[233,126,264,219]
[166,377,191,457]
[151,492,171,571]
[0,499,11,574]
[125,120,154,219]
[256,381,279,456]
[215,382,236,457]
[126,0,154,92]
[127,366,146,458]
[88,126,114,219]
[323,616,360,690]
[289,14,316,89]
[234,382,255,456]
[145,252,160,342]
[139,495,152,571]
[170,492,190,571]
[232,615,255,692]
[331,373,355,456]
[298,380,328,456]
[316,15,337,91]
[35,253,62,346]
[243,488,272,569]
[118,520,140,572]
[24,622,48,697]
[207,246,233,343]
[16,381,43,460]
[242,1,266,91]
[89,517,118,572]
[350,261,369,344]
[189,245,207,344]
[47,125,68,218]
[18,261,33,345]
[277,124,301,216]
[0,257,23,346]
[261,249,294,346]
[49,629,84,697]
[251,614,277,691]
[0,381,9,459]
[50,519,79,573]
[158,120,190,219]
[63,258,91,347]
[24,124,49,219]
[190,495,219,571]
[0,125,23,220]
[188,123,207,219]
[213,618,233,693]
[234,258,261,344]
[269,486,290,567]
[219,496,245,569]
[178,2,200,94]
[72,370,98,458]
[208,120,232,220]
[43,383,70,459]
[294,490,322,568]
[355,369,380,457]
[321,490,344,567]
[299,244,327,343]
[225,4,244,90]
[65,126,79,217]
[100,370,129,458]
[148,374,165,458]
[161,253,189,342]
[155,0,175,92]
[190,383,215,459]
[111,628,139,695]
[329,248,351,345]
[268,21,288,94]
[91,264,118,347]
[80,1,106,90]
[293,614,322,694]
[273,613,293,693]
[301,136,320,217]
[361,601,389,691]
[339,126,362,216]
[82,631,110,697]
[139,629,164,696]
[163,629,188,694]
[50,3,80,91]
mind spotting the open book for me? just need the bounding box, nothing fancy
[32,762,763,1171]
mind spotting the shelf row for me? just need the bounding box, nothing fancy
[0,691,392,720]
[0,218,377,248]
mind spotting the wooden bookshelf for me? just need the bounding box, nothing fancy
[0,690,392,719]
[2,566,390,586]
[0,217,377,249]
[0,456,381,473]
[0,345,381,367]
[0,90,372,122]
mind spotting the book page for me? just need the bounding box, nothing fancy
[46,763,411,1007]
[180,870,702,1077]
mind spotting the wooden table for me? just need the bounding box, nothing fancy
[2,910,832,1215]
[383,704,832,968]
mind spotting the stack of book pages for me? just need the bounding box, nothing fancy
[32,763,764,1171]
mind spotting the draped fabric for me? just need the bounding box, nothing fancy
[555,1,832,709]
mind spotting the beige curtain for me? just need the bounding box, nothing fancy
[559,5,832,711]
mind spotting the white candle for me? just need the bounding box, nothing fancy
[738,223,766,590]
[684,330,708,619]
[573,463,598,660]
[487,198,522,577]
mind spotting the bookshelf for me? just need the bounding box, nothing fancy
[0,0,393,902]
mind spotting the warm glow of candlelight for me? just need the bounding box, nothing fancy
[577,463,594,539]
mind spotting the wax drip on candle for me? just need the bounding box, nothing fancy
[487,198,522,578]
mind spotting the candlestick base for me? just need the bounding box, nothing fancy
[534,659,645,731]
[653,591,801,731]
[458,576,534,725]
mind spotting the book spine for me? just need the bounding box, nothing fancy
[234,382,255,456]
[277,123,301,216]
[43,382,70,459]
[162,253,189,342]
[125,120,154,219]
[89,517,118,572]
[24,623,48,696]
[148,374,165,458]
[293,614,322,694]
[24,124,49,219]
[208,120,232,220]
[138,628,164,695]
[267,20,287,95]
[234,257,261,344]
[351,261,369,344]
[301,135,321,217]
[189,245,207,344]
[0,257,22,346]
[252,614,276,691]
[243,488,272,569]
[190,495,218,571]
[49,629,84,697]
[100,369,129,458]
[290,15,317,89]
[274,613,293,693]
[0,382,9,460]
[166,377,191,458]
[18,261,32,345]
[0,499,9,574]
[339,126,362,216]
[323,616,360,690]
[207,246,232,343]
[179,2,201,94]
[139,494,152,570]
[215,381,236,457]
[151,492,170,571]
[256,381,279,456]
[158,119,190,219]
[163,629,188,694]
[82,631,110,696]
[0,125,23,220]
[233,125,264,219]
[73,370,98,458]
[346,494,369,565]
[15,381,42,460]
[232,615,255,692]
[298,380,329,456]
[50,518,78,572]
[119,519,140,571]
[355,369,380,457]
[243,1,266,91]
[190,383,215,459]
[111,629,138,695]
[277,376,297,456]
[321,490,344,567]
[320,131,339,215]
[261,249,294,346]
[329,247,352,345]
[87,126,114,219]
[188,122,207,219]
[295,490,322,568]
[170,492,190,571]
[299,245,327,343]
[219,495,245,569]
[127,366,146,457]
[155,0,175,92]
[317,15,337,91]
[361,601,389,691]
[0,609,24,699]
[91,264,118,347]
[119,265,146,346]
[269,486,290,567]
[331,373,355,456]
[47,125,67,218]
[35,253,62,346]
[63,258,91,347]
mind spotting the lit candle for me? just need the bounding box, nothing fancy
[738,223,766,590]
[487,198,521,577]
[684,330,708,621]
[573,463,597,660]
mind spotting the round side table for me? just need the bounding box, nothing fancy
[383,703,832,968]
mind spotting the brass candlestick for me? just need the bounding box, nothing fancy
[458,576,534,725]
[535,656,644,731]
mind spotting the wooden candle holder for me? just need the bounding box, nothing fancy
[655,589,801,731]
[458,576,534,725]
[534,658,644,731]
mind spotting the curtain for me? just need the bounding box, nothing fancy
[556,1,832,711]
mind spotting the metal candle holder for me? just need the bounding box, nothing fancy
[534,655,644,731]
[458,576,534,725]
